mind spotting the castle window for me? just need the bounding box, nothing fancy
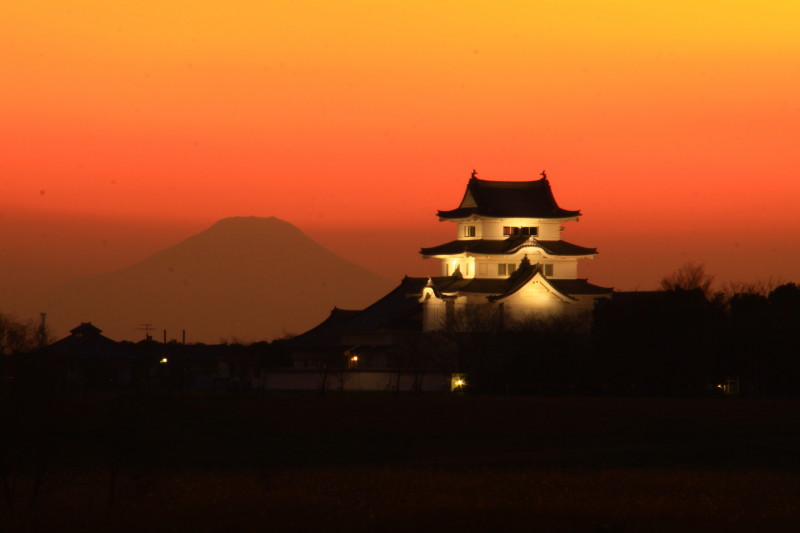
[464,225,476,237]
[544,264,553,276]
[478,263,488,276]
[498,263,517,276]
[503,226,538,236]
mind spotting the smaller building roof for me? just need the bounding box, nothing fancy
[420,238,597,257]
[70,322,103,336]
[46,323,138,360]
[438,176,581,220]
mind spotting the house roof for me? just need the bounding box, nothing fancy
[420,237,597,257]
[437,176,581,220]
[70,322,103,336]
[46,322,139,360]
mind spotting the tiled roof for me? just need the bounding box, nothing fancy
[420,238,597,257]
[549,278,614,296]
[293,270,612,345]
[438,177,581,220]
[291,280,427,346]
[428,259,612,300]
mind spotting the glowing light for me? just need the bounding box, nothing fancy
[451,375,467,391]
[350,355,358,362]
[160,357,168,364]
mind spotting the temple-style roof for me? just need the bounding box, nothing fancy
[292,268,612,346]
[422,258,611,298]
[422,267,611,300]
[438,176,581,220]
[290,281,426,347]
[420,237,597,257]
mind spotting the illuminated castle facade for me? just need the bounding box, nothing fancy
[292,171,611,371]
[417,172,611,330]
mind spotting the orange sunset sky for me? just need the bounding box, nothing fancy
[1,1,799,306]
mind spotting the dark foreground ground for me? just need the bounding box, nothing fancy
[2,392,799,532]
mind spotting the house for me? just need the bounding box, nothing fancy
[37,323,275,392]
[42,322,143,388]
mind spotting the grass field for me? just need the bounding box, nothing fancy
[2,393,799,531]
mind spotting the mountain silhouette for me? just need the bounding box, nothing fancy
[38,217,395,343]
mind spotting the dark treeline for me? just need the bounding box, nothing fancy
[1,264,799,399]
[423,280,800,397]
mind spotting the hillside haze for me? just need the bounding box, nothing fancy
[37,217,395,343]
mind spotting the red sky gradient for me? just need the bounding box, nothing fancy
[2,1,799,304]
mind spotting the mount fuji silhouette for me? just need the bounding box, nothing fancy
[39,217,394,343]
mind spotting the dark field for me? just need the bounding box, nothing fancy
[3,393,800,532]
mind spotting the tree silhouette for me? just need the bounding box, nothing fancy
[0,313,39,356]
[659,262,715,296]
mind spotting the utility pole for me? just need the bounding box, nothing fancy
[135,323,154,341]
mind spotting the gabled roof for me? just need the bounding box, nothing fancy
[438,176,581,220]
[422,257,612,301]
[481,259,613,302]
[420,237,597,257]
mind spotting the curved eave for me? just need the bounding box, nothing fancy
[420,239,598,258]
[512,244,597,258]
[420,252,468,260]
[437,209,582,221]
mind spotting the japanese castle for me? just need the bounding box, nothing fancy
[292,172,611,367]
[417,171,611,330]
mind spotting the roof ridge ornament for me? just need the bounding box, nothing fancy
[540,170,547,179]
[471,169,478,179]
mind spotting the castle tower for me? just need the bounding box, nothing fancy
[418,172,611,329]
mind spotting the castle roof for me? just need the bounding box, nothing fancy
[290,283,425,347]
[426,259,611,301]
[437,176,581,220]
[291,269,612,347]
[420,237,597,257]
